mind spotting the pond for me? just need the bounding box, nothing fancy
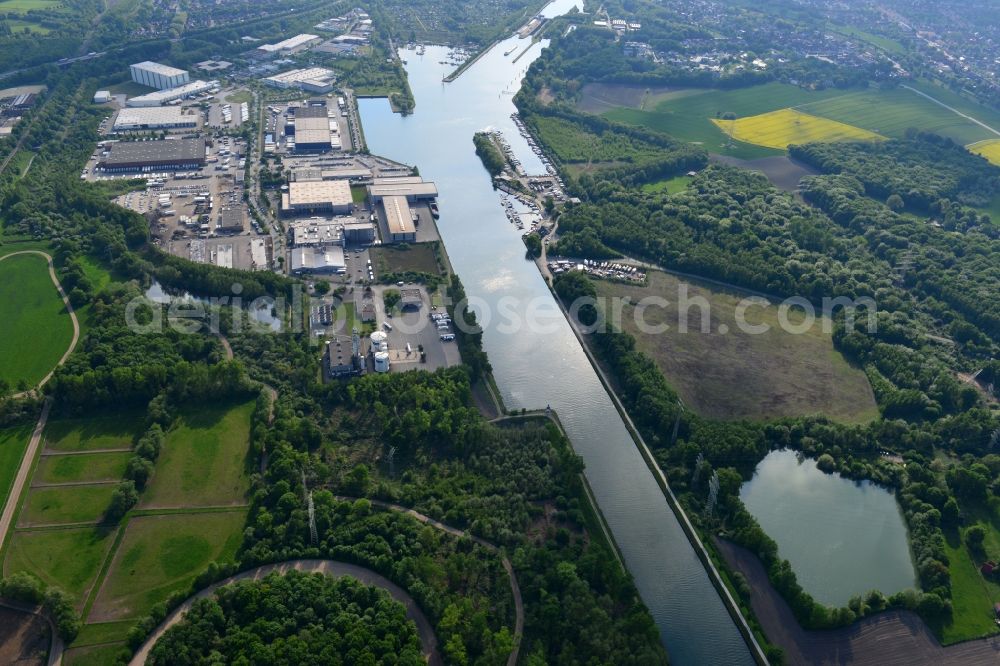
[740,449,916,606]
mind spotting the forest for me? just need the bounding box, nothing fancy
[148,571,425,665]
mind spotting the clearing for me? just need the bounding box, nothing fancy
[139,400,254,509]
[593,270,878,423]
[88,511,245,622]
[0,253,74,390]
[711,108,883,151]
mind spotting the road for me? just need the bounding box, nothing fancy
[901,84,1000,139]
[128,559,442,666]
[0,398,51,552]
[332,495,524,666]
[0,251,81,399]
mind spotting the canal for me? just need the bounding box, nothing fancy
[358,3,754,662]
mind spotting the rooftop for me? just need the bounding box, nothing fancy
[101,138,205,166]
[113,106,192,129]
[131,61,188,77]
[258,34,320,53]
[382,195,414,236]
[287,180,352,207]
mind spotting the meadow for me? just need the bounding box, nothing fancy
[593,270,878,423]
[18,484,116,526]
[532,115,669,164]
[3,527,117,603]
[0,0,61,11]
[0,426,31,510]
[712,108,883,150]
[0,252,74,389]
[88,511,245,621]
[43,413,142,453]
[139,400,254,509]
[35,451,131,484]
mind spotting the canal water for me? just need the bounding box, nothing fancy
[740,449,916,606]
[358,2,754,663]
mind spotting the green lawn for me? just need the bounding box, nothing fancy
[35,452,131,485]
[0,253,74,389]
[640,175,692,195]
[592,270,879,423]
[3,527,117,605]
[63,642,127,666]
[88,511,245,621]
[0,0,61,11]
[351,185,368,203]
[139,401,254,509]
[18,484,116,526]
[940,529,1000,643]
[43,413,142,453]
[0,426,31,510]
[70,621,135,647]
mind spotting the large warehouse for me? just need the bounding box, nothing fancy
[264,67,336,93]
[255,34,322,57]
[130,61,190,90]
[292,106,333,152]
[126,80,217,107]
[380,195,417,243]
[112,107,197,132]
[367,176,439,203]
[290,246,346,274]
[97,139,206,172]
[281,180,353,216]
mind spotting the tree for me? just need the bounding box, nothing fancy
[886,193,905,211]
[106,480,139,522]
[966,525,987,555]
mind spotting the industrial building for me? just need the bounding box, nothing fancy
[216,207,246,235]
[291,106,333,152]
[282,180,353,216]
[380,195,417,243]
[343,222,376,245]
[367,176,439,203]
[126,80,217,107]
[130,61,190,90]
[97,138,206,172]
[290,219,347,246]
[93,90,111,104]
[195,60,233,72]
[291,167,373,183]
[112,107,197,132]
[290,246,346,274]
[255,34,322,57]
[264,67,336,93]
[324,332,365,379]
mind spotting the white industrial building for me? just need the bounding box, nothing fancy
[126,80,218,107]
[255,34,322,57]
[264,67,336,93]
[112,106,197,131]
[380,195,417,243]
[367,176,439,202]
[93,90,111,104]
[290,246,346,274]
[130,61,190,90]
[281,180,353,216]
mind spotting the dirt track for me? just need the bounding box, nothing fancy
[716,538,1000,665]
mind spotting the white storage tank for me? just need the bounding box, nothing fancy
[374,351,390,373]
[370,331,388,352]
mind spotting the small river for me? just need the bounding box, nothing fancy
[358,2,754,662]
[741,449,916,607]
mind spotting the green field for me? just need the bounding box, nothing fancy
[63,642,127,666]
[640,174,692,195]
[19,484,116,526]
[599,81,1000,157]
[0,253,74,390]
[0,426,31,510]
[70,621,134,647]
[43,413,142,453]
[3,527,117,603]
[88,511,245,621]
[941,531,1000,643]
[139,401,254,509]
[370,242,443,278]
[0,0,61,11]
[593,270,878,423]
[35,452,131,485]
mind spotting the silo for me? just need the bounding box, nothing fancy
[374,351,390,373]
[370,330,388,352]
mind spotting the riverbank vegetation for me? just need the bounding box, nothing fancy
[473,131,506,179]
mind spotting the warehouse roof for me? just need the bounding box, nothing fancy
[287,180,352,207]
[101,139,205,166]
[382,195,414,236]
[113,106,192,129]
[368,182,439,199]
[131,61,188,77]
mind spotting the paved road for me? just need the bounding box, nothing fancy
[128,559,442,666]
[901,84,1000,139]
[1,251,81,399]
[0,398,51,551]
[333,495,524,666]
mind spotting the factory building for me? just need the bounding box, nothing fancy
[379,195,417,243]
[97,138,206,172]
[324,332,365,379]
[367,176,439,203]
[130,61,190,90]
[281,180,353,216]
[343,222,376,245]
[291,106,333,152]
[216,207,246,235]
[112,107,198,132]
[290,246,346,274]
[263,67,336,93]
[291,167,373,183]
[290,219,345,246]
[93,90,111,104]
[255,34,322,58]
[126,80,217,107]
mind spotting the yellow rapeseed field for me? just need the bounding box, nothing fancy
[967,139,1000,166]
[711,108,884,150]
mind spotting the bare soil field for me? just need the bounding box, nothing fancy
[709,154,819,194]
[0,606,50,665]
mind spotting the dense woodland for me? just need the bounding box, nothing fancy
[149,571,425,666]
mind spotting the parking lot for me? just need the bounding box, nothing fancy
[371,284,460,373]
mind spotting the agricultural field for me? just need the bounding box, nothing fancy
[87,511,245,622]
[0,426,31,509]
[3,527,117,604]
[532,115,668,164]
[0,252,74,390]
[0,0,61,11]
[593,270,878,423]
[712,108,883,150]
[139,400,254,509]
[968,139,1000,166]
